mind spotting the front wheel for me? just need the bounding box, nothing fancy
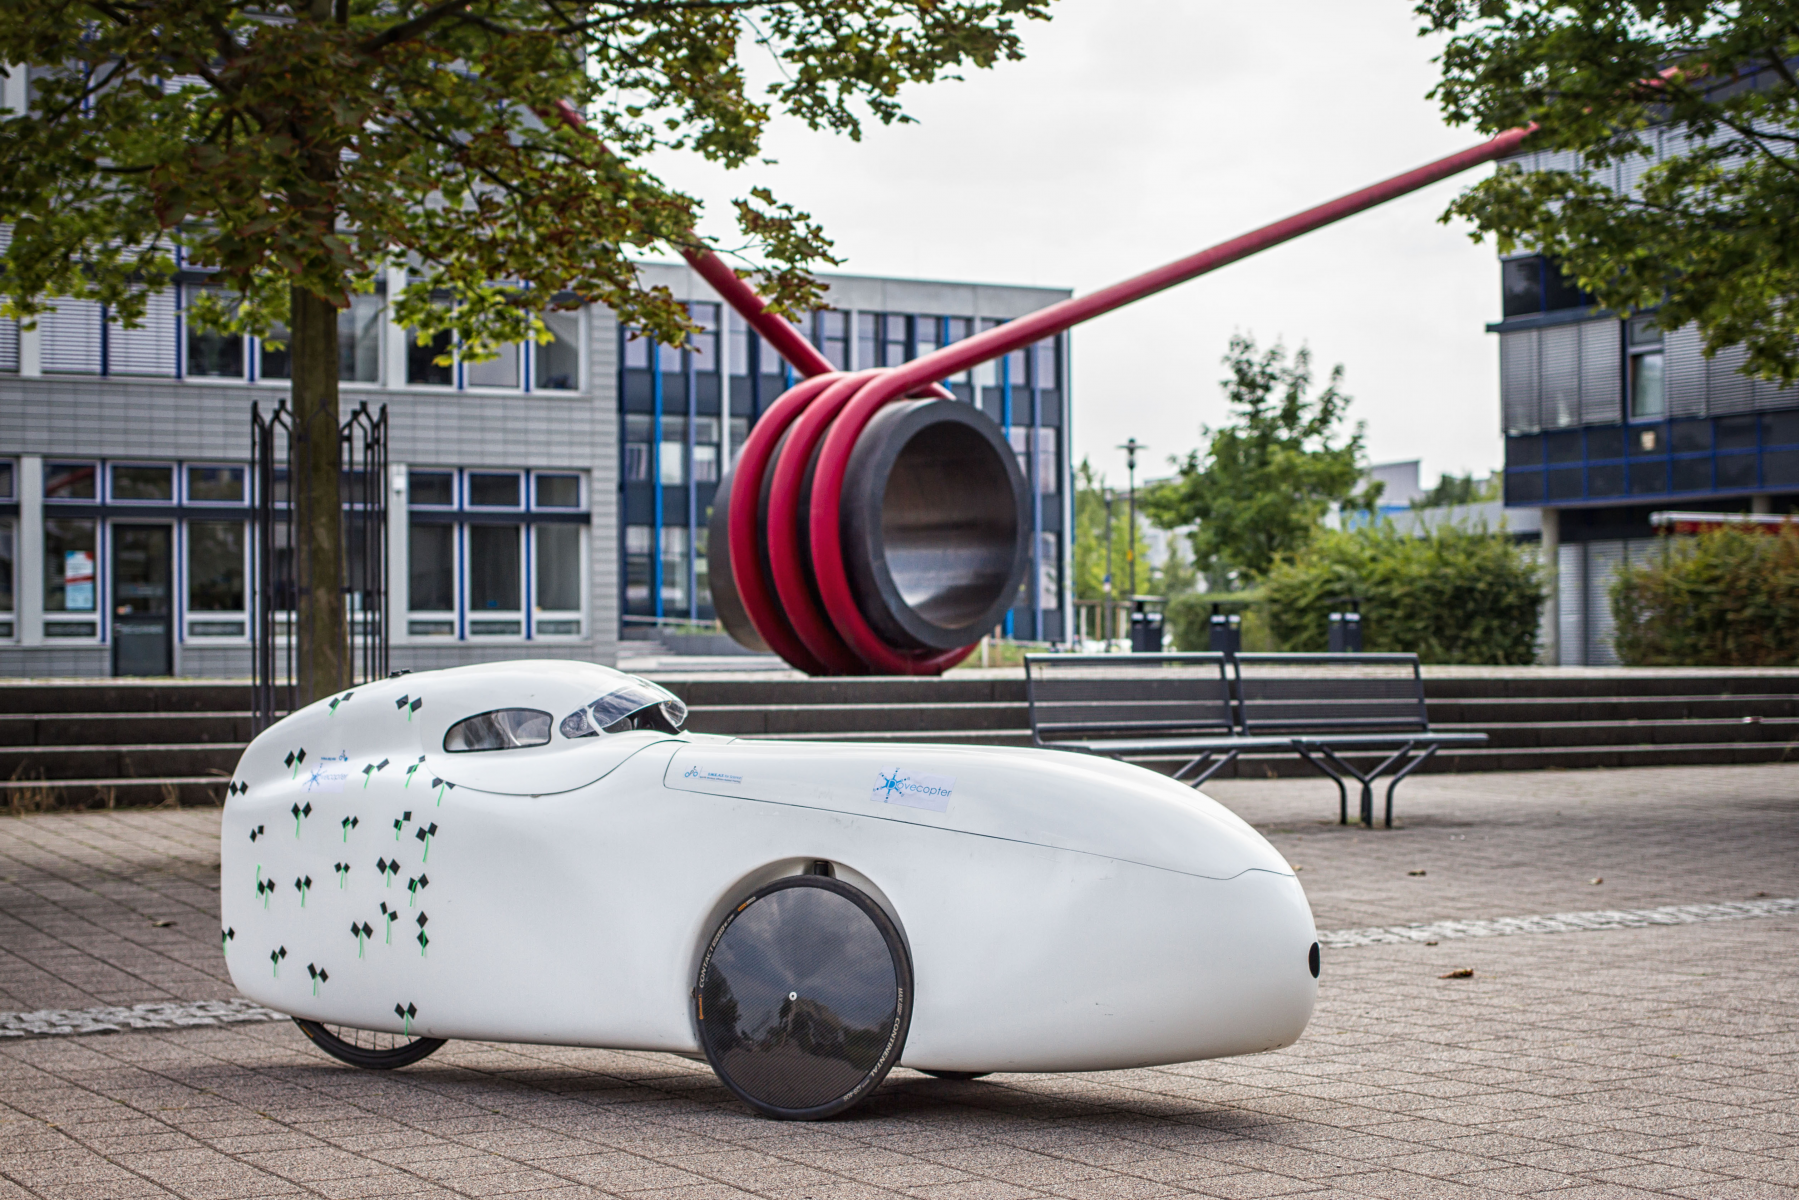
[293,1019,446,1070]
[696,875,913,1119]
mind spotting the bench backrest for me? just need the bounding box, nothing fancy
[1230,653,1429,736]
[1025,653,1234,744]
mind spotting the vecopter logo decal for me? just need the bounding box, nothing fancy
[871,769,954,812]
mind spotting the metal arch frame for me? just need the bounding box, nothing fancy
[555,97,1535,674]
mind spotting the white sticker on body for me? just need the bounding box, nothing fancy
[304,752,351,793]
[870,769,954,812]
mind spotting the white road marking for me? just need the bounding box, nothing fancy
[0,998,286,1039]
[1319,896,1799,949]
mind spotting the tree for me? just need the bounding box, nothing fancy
[0,0,1047,700]
[1613,525,1799,666]
[1421,1,1799,383]
[1141,335,1380,583]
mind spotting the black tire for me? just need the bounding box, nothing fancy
[696,875,912,1120]
[919,1069,989,1081]
[292,1018,446,1070]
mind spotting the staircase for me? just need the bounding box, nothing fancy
[1,669,1794,810]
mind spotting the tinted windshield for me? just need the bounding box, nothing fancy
[559,679,687,738]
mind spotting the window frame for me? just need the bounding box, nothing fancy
[530,472,584,510]
[43,461,100,504]
[531,522,585,639]
[108,462,177,505]
[464,470,526,512]
[463,522,526,639]
[182,516,251,642]
[182,463,249,507]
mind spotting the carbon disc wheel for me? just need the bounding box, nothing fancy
[292,1019,446,1070]
[695,875,912,1120]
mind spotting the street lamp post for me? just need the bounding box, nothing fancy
[1118,438,1144,598]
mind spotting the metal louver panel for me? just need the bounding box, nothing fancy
[1540,324,1581,428]
[1584,540,1625,667]
[1500,330,1540,433]
[1578,319,1621,425]
[1557,542,1584,666]
[1706,343,1755,414]
[1752,370,1799,411]
[40,299,103,374]
[107,289,178,377]
[0,319,16,372]
[1664,323,1706,417]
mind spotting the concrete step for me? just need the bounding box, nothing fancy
[0,743,242,782]
[0,712,255,747]
[0,776,227,810]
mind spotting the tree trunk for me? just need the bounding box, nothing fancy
[291,284,346,705]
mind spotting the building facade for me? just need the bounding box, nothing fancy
[1494,143,1799,666]
[0,262,1072,677]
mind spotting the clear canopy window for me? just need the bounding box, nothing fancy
[559,679,687,738]
[444,708,552,752]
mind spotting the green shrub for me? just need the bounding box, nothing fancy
[1612,526,1799,666]
[1165,592,1277,652]
[1260,525,1544,664]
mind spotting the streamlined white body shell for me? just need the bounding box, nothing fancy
[221,660,1318,1075]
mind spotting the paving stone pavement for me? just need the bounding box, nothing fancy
[1,763,1796,1199]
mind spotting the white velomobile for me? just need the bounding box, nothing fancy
[221,660,1319,1118]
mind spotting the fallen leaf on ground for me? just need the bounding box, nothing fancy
[1408,869,1427,877]
[1440,967,1474,979]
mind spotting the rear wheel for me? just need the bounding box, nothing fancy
[696,875,912,1119]
[292,1019,446,1070]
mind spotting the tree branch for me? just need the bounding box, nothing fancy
[357,0,481,55]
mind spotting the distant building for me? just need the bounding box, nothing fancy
[1493,142,1799,665]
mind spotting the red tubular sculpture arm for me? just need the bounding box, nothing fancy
[796,125,1538,674]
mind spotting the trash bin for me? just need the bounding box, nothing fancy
[1208,606,1242,655]
[1130,599,1164,653]
[1327,609,1362,653]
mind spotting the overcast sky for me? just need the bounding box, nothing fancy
[651,0,1507,490]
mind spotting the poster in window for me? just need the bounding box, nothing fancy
[64,550,96,611]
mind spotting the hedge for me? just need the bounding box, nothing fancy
[1257,525,1545,664]
[1612,525,1799,666]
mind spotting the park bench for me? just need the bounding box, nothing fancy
[1025,651,1487,827]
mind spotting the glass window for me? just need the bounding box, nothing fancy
[112,464,174,502]
[818,310,848,370]
[623,332,650,370]
[1543,259,1587,312]
[44,519,97,612]
[693,445,719,484]
[465,342,520,389]
[445,708,552,752]
[856,312,877,371]
[468,525,521,612]
[0,520,14,618]
[408,329,454,386]
[188,521,245,611]
[409,470,455,507]
[624,524,653,607]
[1033,339,1058,390]
[1630,352,1666,420]
[661,525,688,608]
[187,465,245,503]
[45,462,97,501]
[1629,315,1663,347]
[535,524,581,613]
[0,461,14,500]
[536,310,581,390]
[1501,257,1542,318]
[728,318,749,378]
[535,474,581,508]
[690,303,720,371]
[1034,428,1059,494]
[467,472,521,508]
[915,316,941,359]
[882,314,909,367]
[258,323,291,380]
[975,318,1003,387]
[341,293,382,382]
[659,415,686,487]
[1038,531,1059,608]
[185,290,244,378]
[409,524,455,611]
[657,337,683,373]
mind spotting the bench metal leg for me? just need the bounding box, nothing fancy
[1384,743,1437,828]
[1176,748,1243,787]
[1310,742,1420,828]
[1292,744,1350,824]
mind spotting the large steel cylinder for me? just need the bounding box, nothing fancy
[709,394,1029,673]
